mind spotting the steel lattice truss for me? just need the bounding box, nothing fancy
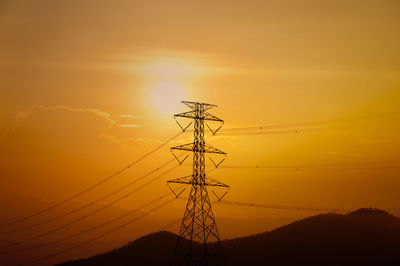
[168,101,228,266]
[171,143,225,155]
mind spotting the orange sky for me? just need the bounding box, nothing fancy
[1,0,400,252]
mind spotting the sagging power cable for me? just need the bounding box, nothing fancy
[0,132,183,229]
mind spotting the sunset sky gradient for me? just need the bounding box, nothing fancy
[1,1,400,257]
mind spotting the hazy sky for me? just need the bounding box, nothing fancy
[1,0,400,244]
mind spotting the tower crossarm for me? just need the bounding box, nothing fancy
[174,110,197,120]
[171,143,226,155]
[182,101,217,111]
[203,111,224,122]
[204,143,226,154]
[204,176,229,188]
[175,111,223,122]
[167,175,228,188]
[167,175,193,185]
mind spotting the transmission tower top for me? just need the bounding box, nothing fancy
[181,100,218,110]
[173,101,224,133]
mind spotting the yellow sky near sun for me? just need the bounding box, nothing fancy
[1,0,400,238]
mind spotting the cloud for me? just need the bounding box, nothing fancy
[99,133,186,150]
[118,114,141,128]
[13,104,176,150]
[118,124,141,128]
[119,114,140,118]
[16,105,116,131]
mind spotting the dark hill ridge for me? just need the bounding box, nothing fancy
[59,231,178,266]
[60,209,400,266]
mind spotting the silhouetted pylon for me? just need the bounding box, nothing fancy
[168,101,228,266]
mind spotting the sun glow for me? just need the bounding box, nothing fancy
[139,54,205,115]
[150,81,186,115]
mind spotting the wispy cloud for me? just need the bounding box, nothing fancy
[119,114,140,118]
[13,105,172,150]
[118,124,141,128]
[99,133,186,150]
[118,114,141,128]
[16,105,116,131]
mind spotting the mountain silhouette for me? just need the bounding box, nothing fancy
[60,208,400,266]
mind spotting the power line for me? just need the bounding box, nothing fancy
[0,158,179,235]
[217,111,400,134]
[218,129,298,136]
[215,113,400,136]
[4,192,173,255]
[215,200,351,212]
[159,218,182,231]
[6,165,179,247]
[188,119,334,134]
[22,196,176,265]
[220,120,333,132]
[217,161,400,171]
[174,195,399,215]
[215,120,332,136]
[0,132,183,229]
[215,199,396,215]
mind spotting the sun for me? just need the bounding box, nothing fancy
[150,81,186,115]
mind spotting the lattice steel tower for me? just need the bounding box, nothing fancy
[168,101,229,266]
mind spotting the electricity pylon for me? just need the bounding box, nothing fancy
[168,101,229,266]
